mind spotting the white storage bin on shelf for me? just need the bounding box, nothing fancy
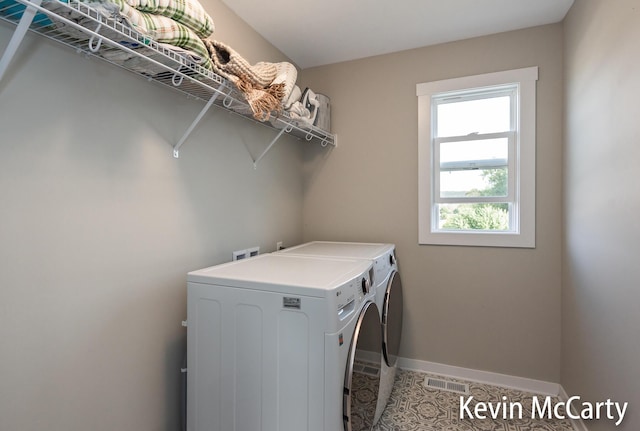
[0,0,336,167]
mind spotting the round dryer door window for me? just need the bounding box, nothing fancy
[382,270,403,368]
[343,301,382,431]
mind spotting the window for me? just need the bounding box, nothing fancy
[417,67,538,247]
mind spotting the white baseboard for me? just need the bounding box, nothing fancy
[396,356,560,396]
[558,385,590,431]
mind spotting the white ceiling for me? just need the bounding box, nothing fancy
[220,0,574,69]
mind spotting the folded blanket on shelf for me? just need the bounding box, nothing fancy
[39,0,212,71]
[122,0,214,39]
[204,39,288,120]
[107,0,211,68]
[206,39,276,88]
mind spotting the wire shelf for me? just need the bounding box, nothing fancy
[0,0,336,160]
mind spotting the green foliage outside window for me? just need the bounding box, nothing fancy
[440,169,509,231]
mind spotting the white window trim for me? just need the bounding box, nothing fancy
[417,67,538,248]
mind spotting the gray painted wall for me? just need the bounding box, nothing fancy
[8,0,640,429]
[300,24,564,383]
[563,1,640,430]
[0,1,307,429]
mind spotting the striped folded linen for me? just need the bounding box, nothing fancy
[122,0,214,38]
[104,0,212,69]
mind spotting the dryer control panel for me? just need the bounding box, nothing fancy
[372,251,396,288]
[330,268,372,333]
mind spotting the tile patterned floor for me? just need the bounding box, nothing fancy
[373,369,576,431]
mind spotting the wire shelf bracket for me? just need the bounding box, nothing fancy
[0,0,41,81]
[173,83,226,158]
[251,124,292,169]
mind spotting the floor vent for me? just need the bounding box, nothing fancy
[353,361,380,377]
[423,377,470,394]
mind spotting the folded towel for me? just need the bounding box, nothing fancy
[104,0,212,69]
[287,104,315,126]
[39,0,212,70]
[271,62,297,106]
[122,0,215,39]
[284,85,302,110]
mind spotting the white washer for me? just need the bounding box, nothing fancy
[187,254,382,431]
[277,242,404,423]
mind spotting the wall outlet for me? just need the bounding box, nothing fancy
[247,246,260,258]
[232,249,248,261]
[276,241,284,251]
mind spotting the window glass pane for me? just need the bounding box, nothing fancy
[440,138,508,167]
[436,96,510,137]
[437,203,510,231]
[440,167,508,198]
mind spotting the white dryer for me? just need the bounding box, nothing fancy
[277,242,404,423]
[186,254,383,431]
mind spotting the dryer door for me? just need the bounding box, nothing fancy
[382,270,403,368]
[343,301,382,431]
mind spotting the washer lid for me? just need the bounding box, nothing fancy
[188,254,373,297]
[279,241,395,261]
